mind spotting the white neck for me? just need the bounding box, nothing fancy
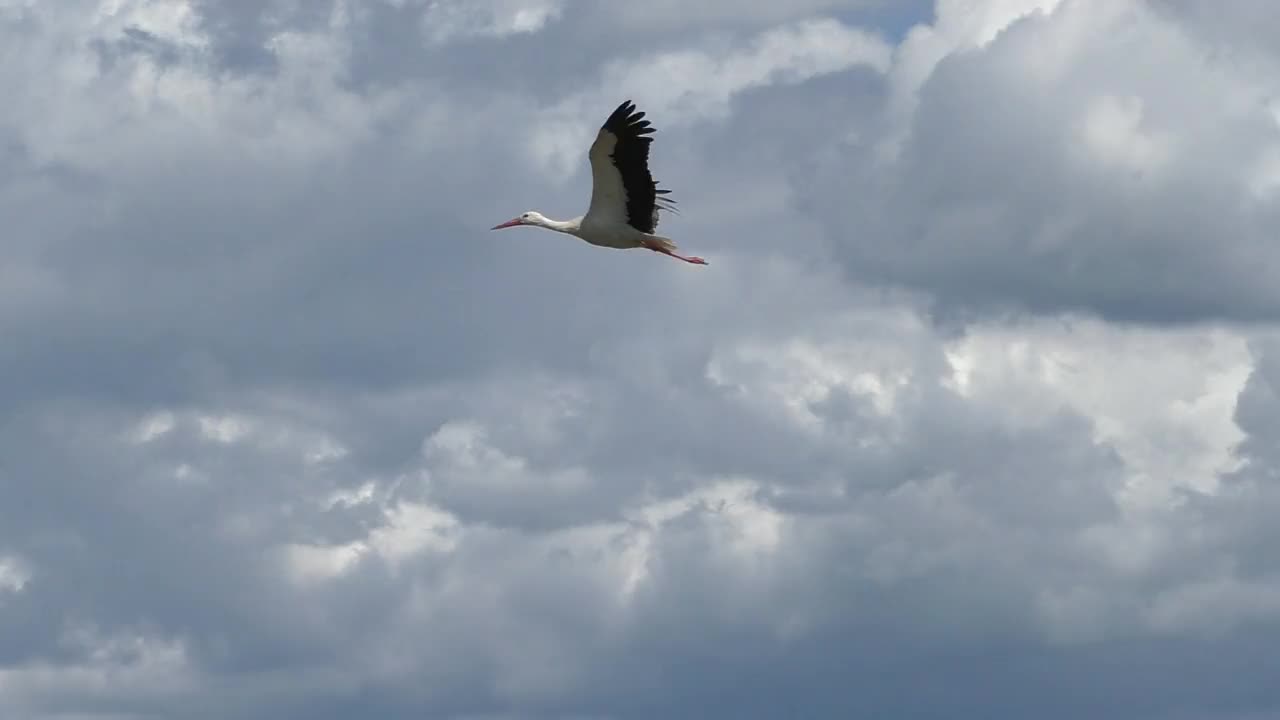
[533,216,581,235]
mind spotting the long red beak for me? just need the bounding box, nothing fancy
[491,218,522,230]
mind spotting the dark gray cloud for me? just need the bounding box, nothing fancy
[1,1,1279,718]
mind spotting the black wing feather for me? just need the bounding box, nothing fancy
[600,100,677,234]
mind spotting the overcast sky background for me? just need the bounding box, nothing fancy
[3,0,1280,717]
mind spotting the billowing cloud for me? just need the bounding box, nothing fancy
[421,0,565,44]
[525,16,893,182]
[807,0,1280,322]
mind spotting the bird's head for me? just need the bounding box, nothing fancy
[491,211,544,230]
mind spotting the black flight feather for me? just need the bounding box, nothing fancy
[600,100,677,234]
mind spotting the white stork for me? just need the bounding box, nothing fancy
[491,100,707,265]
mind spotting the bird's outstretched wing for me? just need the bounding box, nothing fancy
[586,100,677,234]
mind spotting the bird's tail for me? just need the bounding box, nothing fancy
[645,235,678,253]
[643,234,708,265]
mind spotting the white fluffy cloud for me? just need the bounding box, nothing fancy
[586,0,888,32]
[421,0,565,44]
[528,17,893,180]
[809,0,1280,321]
[3,1,1280,718]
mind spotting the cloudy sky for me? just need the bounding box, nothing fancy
[3,0,1280,717]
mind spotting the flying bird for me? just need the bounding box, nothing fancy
[491,100,707,265]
